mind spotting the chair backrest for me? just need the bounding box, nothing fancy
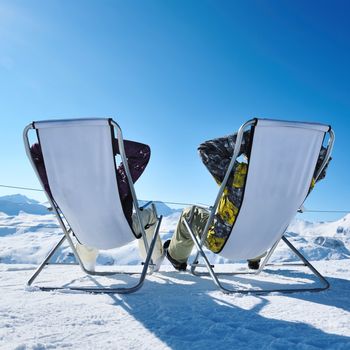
[32,118,136,249]
[220,119,331,260]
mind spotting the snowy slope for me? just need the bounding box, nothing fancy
[0,195,350,349]
[0,194,50,216]
[1,261,350,349]
[0,194,350,266]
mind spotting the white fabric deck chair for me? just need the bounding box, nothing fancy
[185,118,334,294]
[23,118,163,294]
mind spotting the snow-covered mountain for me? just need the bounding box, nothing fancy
[0,194,349,266]
[285,215,350,261]
[0,194,50,216]
[138,199,182,217]
[0,194,181,217]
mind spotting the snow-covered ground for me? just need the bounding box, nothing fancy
[0,195,350,349]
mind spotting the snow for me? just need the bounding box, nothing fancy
[0,195,350,349]
[0,195,50,216]
[1,261,350,349]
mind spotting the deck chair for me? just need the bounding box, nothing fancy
[23,118,163,294]
[185,118,334,294]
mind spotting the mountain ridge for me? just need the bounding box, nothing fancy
[0,194,49,216]
[0,194,181,217]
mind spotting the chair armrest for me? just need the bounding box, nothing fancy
[139,201,159,220]
[139,201,153,210]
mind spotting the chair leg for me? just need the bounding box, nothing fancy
[27,216,163,294]
[27,234,67,286]
[280,236,330,291]
[184,218,329,295]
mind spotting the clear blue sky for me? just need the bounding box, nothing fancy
[0,0,349,221]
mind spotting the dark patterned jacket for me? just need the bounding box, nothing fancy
[198,130,329,253]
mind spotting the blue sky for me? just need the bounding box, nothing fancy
[0,0,349,221]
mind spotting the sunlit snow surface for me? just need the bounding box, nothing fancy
[0,200,350,349]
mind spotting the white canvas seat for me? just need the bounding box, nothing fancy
[23,118,163,294]
[185,118,334,294]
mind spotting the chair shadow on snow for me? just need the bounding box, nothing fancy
[54,266,350,349]
[264,268,350,313]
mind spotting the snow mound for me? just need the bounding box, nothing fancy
[138,200,182,217]
[0,194,50,216]
[0,195,349,267]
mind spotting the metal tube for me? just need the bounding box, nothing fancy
[199,119,256,245]
[191,119,256,273]
[23,124,52,206]
[254,238,281,274]
[282,236,330,290]
[111,120,152,261]
[187,120,332,294]
[24,119,163,293]
[314,128,335,182]
[24,124,92,275]
[38,215,163,294]
[27,234,67,286]
[187,227,330,294]
[183,218,226,292]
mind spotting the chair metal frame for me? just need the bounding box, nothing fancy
[186,118,335,294]
[23,118,163,294]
